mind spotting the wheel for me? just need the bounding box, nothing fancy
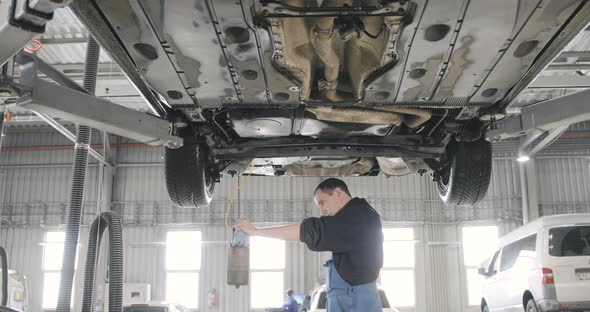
[482,304,489,312]
[526,299,539,312]
[165,143,216,208]
[436,138,492,206]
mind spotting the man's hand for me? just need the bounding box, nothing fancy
[234,219,259,235]
[234,219,301,241]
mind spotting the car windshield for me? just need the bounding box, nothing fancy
[549,226,590,257]
[316,290,390,308]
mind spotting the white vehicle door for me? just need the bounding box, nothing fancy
[547,225,590,303]
[482,250,503,311]
[490,234,537,312]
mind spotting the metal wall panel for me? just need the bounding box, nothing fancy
[536,158,590,215]
[122,227,167,301]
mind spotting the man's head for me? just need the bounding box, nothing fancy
[287,289,294,298]
[313,178,352,216]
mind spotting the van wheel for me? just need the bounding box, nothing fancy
[526,299,538,312]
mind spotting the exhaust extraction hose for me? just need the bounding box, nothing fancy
[1,246,8,307]
[56,36,100,312]
[81,211,124,312]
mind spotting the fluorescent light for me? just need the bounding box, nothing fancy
[517,155,530,162]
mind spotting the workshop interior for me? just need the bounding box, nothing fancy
[1,0,590,311]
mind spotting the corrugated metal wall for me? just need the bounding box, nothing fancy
[536,158,590,215]
[1,129,589,312]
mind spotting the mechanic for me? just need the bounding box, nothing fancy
[235,178,384,312]
[283,289,299,312]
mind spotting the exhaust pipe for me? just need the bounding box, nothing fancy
[312,0,344,102]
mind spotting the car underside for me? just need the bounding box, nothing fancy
[69,0,590,207]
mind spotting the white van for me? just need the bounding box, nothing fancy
[478,214,590,312]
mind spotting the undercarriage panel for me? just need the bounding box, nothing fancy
[74,0,589,111]
[227,108,393,138]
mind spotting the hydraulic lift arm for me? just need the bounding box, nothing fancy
[1,52,183,149]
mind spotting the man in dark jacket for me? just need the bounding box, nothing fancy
[235,178,384,312]
[282,289,299,312]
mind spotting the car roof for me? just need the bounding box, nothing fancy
[498,213,590,247]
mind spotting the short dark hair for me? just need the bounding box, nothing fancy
[314,178,352,197]
[287,289,294,297]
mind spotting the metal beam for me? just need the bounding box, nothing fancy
[487,89,590,140]
[32,111,111,167]
[546,64,590,71]
[14,62,126,80]
[16,78,182,148]
[37,36,89,45]
[517,130,544,155]
[17,52,88,94]
[528,75,590,89]
[558,51,590,59]
[527,125,568,156]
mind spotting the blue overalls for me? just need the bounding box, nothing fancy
[325,260,382,312]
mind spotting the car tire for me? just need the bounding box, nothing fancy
[482,304,490,312]
[526,299,539,312]
[165,143,215,208]
[436,138,492,206]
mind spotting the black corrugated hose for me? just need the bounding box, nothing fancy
[1,246,8,307]
[56,36,100,312]
[81,211,123,312]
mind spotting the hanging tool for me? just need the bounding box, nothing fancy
[227,228,250,288]
[227,172,252,288]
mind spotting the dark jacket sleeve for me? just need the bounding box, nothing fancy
[299,216,359,253]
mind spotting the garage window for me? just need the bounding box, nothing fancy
[166,231,201,309]
[380,228,415,307]
[250,236,285,309]
[462,226,498,306]
[42,231,66,309]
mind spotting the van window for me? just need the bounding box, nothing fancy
[500,234,536,272]
[549,226,590,257]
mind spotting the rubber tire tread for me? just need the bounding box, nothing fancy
[437,138,492,206]
[165,143,214,208]
[526,299,538,312]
